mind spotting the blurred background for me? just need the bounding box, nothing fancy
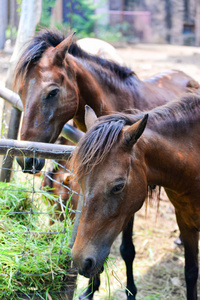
[0,0,200,50]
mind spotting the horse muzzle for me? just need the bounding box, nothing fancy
[77,257,105,278]
[16,157,45,174]
[71,247,109,278]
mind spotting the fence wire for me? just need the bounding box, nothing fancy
[0,152,79,300]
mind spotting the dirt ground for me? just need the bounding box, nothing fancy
[1,43,200,300]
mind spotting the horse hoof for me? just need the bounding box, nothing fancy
[79,291,93,300]
[127,294,136,300]
[174,236,183,246]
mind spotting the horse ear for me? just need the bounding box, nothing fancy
[85,105,98,131]
[122,114,148,148]
[63,172,72,185]
[53,32,76,65]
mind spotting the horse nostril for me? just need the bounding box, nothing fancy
[83,257,96,273]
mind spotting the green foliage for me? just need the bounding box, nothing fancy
[14,0,125,43]
[97,21,131,42]
[6,26,18,40]
[37,0,124,41]
[64,0,98,37]
[97,26,123,42]
[0,179,74,298]
[40,0,57,27]
[16,0,22,14]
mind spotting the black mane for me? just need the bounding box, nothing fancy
[71,112,143,180]
[15,28,134,86]
[148,92,200,131]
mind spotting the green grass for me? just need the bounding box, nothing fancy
[0,178,75,299]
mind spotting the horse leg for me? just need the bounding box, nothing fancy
[174,233,183,246]
[79,274,100,300]
[120,216,137,300]
[176,212,199,300]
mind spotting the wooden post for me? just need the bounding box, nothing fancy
[0,108,21,181]
[0,0,8,49]
[195,0,200,46]
[0,86,23,182]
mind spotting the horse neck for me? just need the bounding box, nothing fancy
[66,55,108,131]
[141,128,193,193]
[68,55,142,126]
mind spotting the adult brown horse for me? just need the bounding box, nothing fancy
[14,29,199,299]
[71,99,200,300]
[14,28,199,172]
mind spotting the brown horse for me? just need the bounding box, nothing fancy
[42,137,79,224]
[14,28,199,172]
[14,29,199,299]
[71,99,200,300]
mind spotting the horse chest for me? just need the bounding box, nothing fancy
[181,211,200,230]
[168,192,200,230]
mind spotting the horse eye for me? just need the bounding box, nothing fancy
[111,182,125,195]
[47,88,59,99]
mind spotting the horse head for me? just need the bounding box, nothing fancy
[15,33,79,173]
[71,107,148,277]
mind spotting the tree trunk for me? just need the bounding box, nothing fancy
[195,0,200,46]
[6,0,42,89]
[9,0,17,45]
[0,0,8,50]
[1,0,42,182]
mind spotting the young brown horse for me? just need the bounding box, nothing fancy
[14,28,199,172]
[71,100,200,300]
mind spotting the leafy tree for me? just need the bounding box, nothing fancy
[40,0,56,27]
[64,0,98,37]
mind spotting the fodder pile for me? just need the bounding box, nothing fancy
[0,175,76,299]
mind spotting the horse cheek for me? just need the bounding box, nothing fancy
[128,167,147,214]
[62,81,79,120]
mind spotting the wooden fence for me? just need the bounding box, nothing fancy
[0,85,84,299]
[0,138,80,299]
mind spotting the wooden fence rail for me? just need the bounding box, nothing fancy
[0,85,23,111]
[0,138,75,160]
